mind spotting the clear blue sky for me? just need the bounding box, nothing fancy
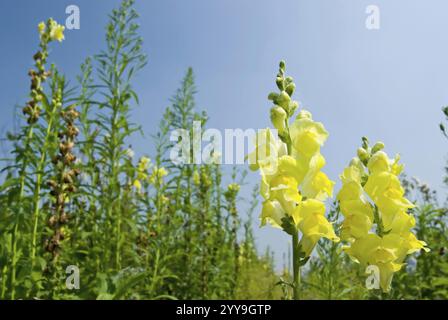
[1,0,447,268]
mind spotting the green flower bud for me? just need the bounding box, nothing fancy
[276,77,284,90]
[361,136,370,150]
[357,147,370,164]
[289,100,299,116]
[285,83,296,96]
[270,106,287,133]
[285,76,294,85]
[443,106,448,117]
[279,60,286,71]
[268,92,279,101]
[276,91,291,111]
[371,141,385,154]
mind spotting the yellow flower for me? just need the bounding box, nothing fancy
[294,199,339,256]
[301,154,334,201]
[391,154,404,176]
[344,233,402,292]
[149,166,168,184]
[367,151,390,174]
[340,160,363,185]
[139,156,151,168]
[268,174,302,214]
[271,155,307,185]
[339,141,429,292]
[289,110,329,158]
[38,22,46,36]
[364,171,414,217]
[136,156,151,181]
[340,212,372,240]
[133,179,142,191]
[227,183,240,192]
[49,22,65,42]
[247,128,286,172]
[260,200,286,228]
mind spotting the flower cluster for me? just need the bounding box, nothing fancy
[149,166,169,185]
[38,19,65,42]
[23,19,64,125]
[133,156,151,192]
[249,61,339,257]
[337,138,428,292]
[132,156,169,192]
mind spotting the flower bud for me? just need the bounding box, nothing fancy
[289,100,299,115]
[38,22,46,36]
[371,141,385,154]
[357,147,370,164]
[268,92,279,101]
[276,77,284,90]
[285,83,295,96]
[285,76,294,85]
[279,60,286,71]
[276,91,291,111]
[270,106,287,133]
[361,136,369,150]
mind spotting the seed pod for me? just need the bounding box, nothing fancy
[48,215,58,227]
[47,180,57,188]
[22,105,33,115]
[59,213,69,224]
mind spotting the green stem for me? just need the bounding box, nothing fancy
[31,112,57,267]
[292,232,301,300]
[1,264,7,299]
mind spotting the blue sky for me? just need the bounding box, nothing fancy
[1,0,447,267]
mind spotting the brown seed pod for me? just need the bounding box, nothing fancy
[62,172,73,184]
[59,213,69,224]
[22,105,33,115]
[47,180,57,189]
[48,215,58,227]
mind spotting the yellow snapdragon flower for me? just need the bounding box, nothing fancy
[50,22,65,42]
[133,156,151,192]
[338,140,428,292]
[254,92,337,258]
[149,166,168,184]
[247,128,287,172]
[133,179,142,191]
[294,199,340,256]
[253,60,338,300]
[289,110,329,158]
[38,22,46,36]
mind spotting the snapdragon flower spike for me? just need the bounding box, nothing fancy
[338,139,429,292]
[250,61,339,260]
[23,19,64,125]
